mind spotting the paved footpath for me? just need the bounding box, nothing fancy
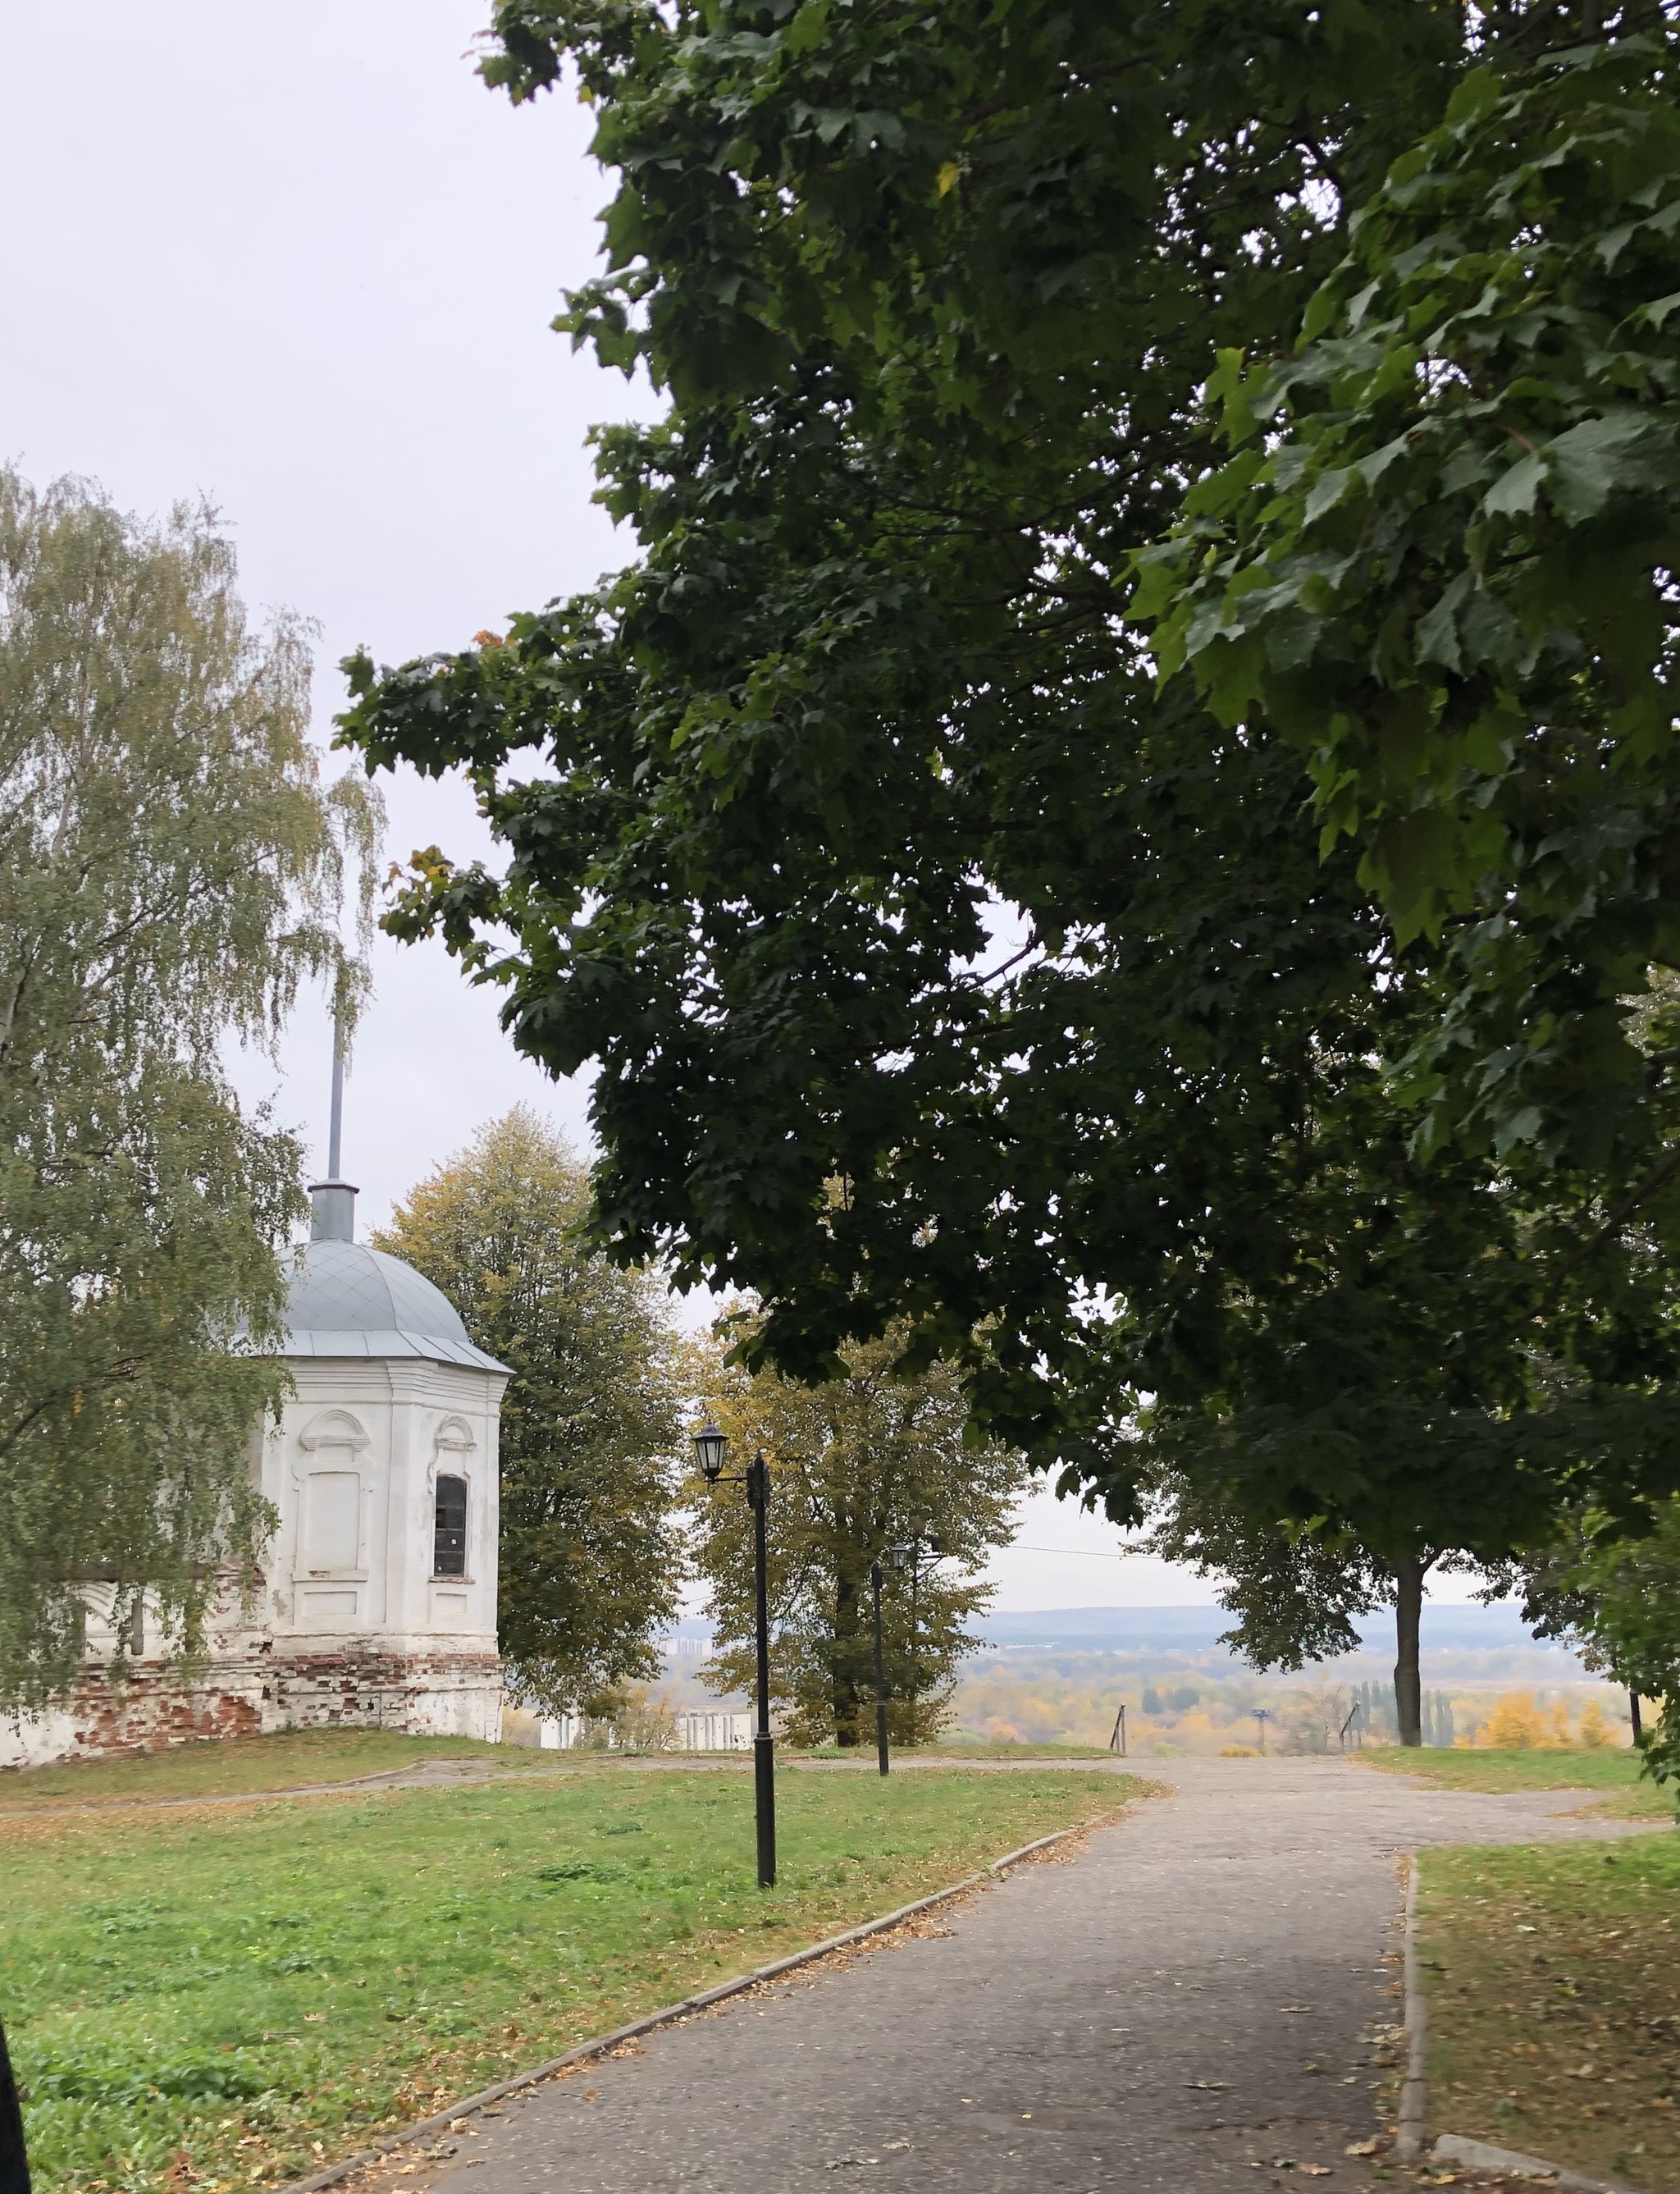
[390,1757,1659,2194]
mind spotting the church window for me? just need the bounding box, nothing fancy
[433,1475,468,1576]
[304,1471,362,1571]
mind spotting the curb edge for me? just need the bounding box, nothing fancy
[1431,2132,1648,2193]
[1395,1853,1427,2162]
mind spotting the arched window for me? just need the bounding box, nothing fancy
[433,1475,468,1577]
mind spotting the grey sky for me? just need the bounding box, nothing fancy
[2,1,624,1214]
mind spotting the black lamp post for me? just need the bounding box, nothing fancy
[0,2011,30,2194]
[694,1424,776,1888]
[888,1531,945,1747]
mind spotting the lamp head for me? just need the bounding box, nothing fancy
[692,1422,728,1483]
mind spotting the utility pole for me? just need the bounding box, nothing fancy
[888,1531,944,1746]
[1255,1707,1270,1755]
[871,1560,889,1776]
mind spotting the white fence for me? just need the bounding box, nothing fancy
[673,1711,750,1752]
[534,1710,750,1753]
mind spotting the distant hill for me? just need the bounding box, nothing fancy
[975,1603,1557,1654]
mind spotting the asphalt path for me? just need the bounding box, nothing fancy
[368,1757,1657,2194]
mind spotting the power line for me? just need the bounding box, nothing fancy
[1008,1544,1125,1558]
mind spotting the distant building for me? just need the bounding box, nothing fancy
[1,1072,510,1770]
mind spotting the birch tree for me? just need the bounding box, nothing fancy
[0,469,379,1706]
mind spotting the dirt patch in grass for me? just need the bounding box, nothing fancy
[3,1763,1135,2192]
[923,1738,1116,1760]
[1358,1746,1674,1821]
[794,1739,1116,1762]
[1418,1834,1680,2192]
[0,1729,559,1812]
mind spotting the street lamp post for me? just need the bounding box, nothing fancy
[694,1424,776,1888]
[870,1560,889,1776]
[0,2011,30,2194]
[1255,1707,1270,1755]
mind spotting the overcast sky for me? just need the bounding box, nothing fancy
[0,4,1482,1613]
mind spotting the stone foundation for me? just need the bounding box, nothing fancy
[0,1645,503,1771]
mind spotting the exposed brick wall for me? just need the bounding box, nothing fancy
[0,1648,504,1769]
[57,1667,264,1762]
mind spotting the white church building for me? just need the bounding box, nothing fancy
[0,1112,511,1770]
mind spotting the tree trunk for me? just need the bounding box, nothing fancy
[832,1572,861,1745]
[1630,1689,1643,1744]
[1393,1557,1425,1748]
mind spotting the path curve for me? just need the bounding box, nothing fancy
[360,1757,1657,2194]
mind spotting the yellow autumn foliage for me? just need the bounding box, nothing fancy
[1484,1693,1544,1748]
[1577,1700,1614,1750]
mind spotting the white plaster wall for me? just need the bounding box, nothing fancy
[262,1356,506,1654]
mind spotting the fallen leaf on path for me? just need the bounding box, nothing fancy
[1280,2005,1314,2013]
[1300,2167,1332,2177]
[1344,2141,1381,2157]
[1185,2081,1230,2091]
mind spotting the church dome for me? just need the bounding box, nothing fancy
[281,1238,508,1371]
[281,1174,509,1373]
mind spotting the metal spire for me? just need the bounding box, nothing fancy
[326,1013,345,1182]
[308,1008,358,1243]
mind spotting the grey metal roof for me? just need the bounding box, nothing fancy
[281,1240,509,1374]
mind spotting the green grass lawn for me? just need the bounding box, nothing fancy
[0,1728,1124,1814]
[3,1763,1134,2193]
[1357,1744,1676,1819]
[1419,1835,1680,2192]
[0,1729,550,1812]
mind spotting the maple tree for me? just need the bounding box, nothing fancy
[338,5,1680,1598]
